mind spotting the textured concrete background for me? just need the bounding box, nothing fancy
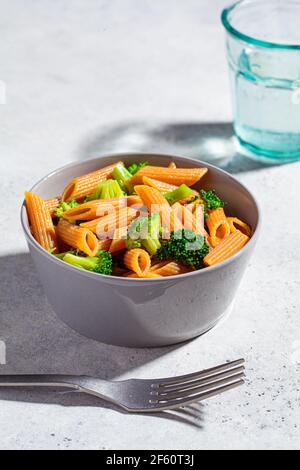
[0,0,299,450]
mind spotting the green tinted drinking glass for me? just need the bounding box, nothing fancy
[222,0,300,162]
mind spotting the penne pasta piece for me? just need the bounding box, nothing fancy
[63,195,144,222]
[56,219,98,257]
[80,207,140,238]
[142,176,199,203]
[142,176,178,192]
[168,162,177,169]
[98,239,112,251]
[109,227,127,254]
[45,197,61,217]
[171,202,206,236]
[149,261,170,271]
[203,230,249,267]
[151,261,191,276]
[124,248,151,276]
[25,192,58,253]
[63,198,126,221]
[134,185,169,210]
[227,217,252,237]
[129,165,208,187]
[126,195,143,207]
[134,185,180,234]
[124,271,162,278]
[206,208,230,247]
[62,162,121,201]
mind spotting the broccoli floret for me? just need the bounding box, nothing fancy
[63,250,112,275]
[200,189,224,218]
[157,229,209,269]
[85,179,124,202]
[126,213,161,256]
[127,161,149,176]
[164,184,193,205]
[55,200,78,218]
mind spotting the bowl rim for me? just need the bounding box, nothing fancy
[21,152,261,283]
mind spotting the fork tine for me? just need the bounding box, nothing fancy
[152,359,245,387]
[154,372,245,400]
[151,379,244,411]
[156,366,245,393]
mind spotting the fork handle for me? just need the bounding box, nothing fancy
[0,375,80,391]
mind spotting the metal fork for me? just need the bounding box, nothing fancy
[0,359,245,412]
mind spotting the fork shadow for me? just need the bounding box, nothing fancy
[77,121,284,173]
[0,387,204,429]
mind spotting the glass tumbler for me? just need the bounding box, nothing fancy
[222,0,300,162]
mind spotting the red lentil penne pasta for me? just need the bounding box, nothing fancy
[142,176,199,202]
[98,239,112,251]
[227,217,252,237]
[124,271,162,278]
[25,159,253,278]
[25,192,58,253]
[56,219,98,257]
[203,230,249,267]
[142,176,178,192]
[172,202,206,236]
[80,207,140,238]
[45,197,61,217]
[63,198,127,221]
[62,162,122,201]
[206,208,230,247]
[109,227,127,254]
[151,261,191,276]
[134,185,179,234]
[63,195,143,222]
[129,166,208,187]
[123,248,151,276]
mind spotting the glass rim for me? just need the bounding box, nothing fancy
[221,0,300,50]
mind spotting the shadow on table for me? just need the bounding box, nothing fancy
[0,253,178,378]
[78,121,283,173]
[0,252,205,427]
[0,386,204,428]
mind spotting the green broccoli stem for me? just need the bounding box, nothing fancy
[86,179,124,201]
[164,184,193,205]
[63,253,98,271]
[142,237,161,256]
[63,250,112,275]
[112,163,132,184]
[112,163,134,194]
[127,213,161,256]
[142,212,161,255]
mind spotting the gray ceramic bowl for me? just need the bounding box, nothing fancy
[21,153,260,347]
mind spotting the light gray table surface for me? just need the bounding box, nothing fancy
[0,0,299,450]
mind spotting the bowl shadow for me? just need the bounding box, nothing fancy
[0,251,204,426]
[0,253,180,379]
